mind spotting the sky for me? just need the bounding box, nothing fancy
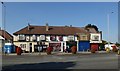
[0,2,118,43]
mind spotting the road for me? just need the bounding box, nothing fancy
[2,53,119,71]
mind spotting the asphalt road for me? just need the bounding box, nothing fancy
[2,53,119,71]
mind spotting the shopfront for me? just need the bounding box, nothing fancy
[49,41,66,52]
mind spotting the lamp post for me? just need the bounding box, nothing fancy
[107,12,114,47]
[107,14,110,47]
[1,2,6,54]
[1,2,6,40]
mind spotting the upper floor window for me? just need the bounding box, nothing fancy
[67,35,74,41]
[50,36,56,41]
[40,35,46,41]
[92,35,99,41]
[58,36,63,41]
[32,35,37,41]
[19,34,25,41]
[91,34,100,41]
[80,34,88,40]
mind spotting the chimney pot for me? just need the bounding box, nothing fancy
[46,23,49,31]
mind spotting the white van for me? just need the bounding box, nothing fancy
[105,44,119,50]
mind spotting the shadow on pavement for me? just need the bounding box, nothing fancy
[2,62,76,71]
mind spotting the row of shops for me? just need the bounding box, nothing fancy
[13,41,103,53]
[3,41,104,53]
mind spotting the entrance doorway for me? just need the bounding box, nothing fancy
[30,43,32,52]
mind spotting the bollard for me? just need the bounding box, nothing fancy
[71,46,77,54]
[118,50,120,55]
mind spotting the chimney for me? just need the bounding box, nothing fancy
[46,23,49,31]
[28,23,30,30]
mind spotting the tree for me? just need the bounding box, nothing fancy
[85,24,99,32]
[115,42,120,47]
[102,40,107,44]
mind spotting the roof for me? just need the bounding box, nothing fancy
[0,36,4,40]
[0,30,13,40]
[13,25,89,35]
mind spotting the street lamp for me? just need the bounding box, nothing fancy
[1,2,6,54]
[107,14,110,46]
[1,2,6,41]
[1,2,6,33]
[107,12,114,47]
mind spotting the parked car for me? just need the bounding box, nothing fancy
[105,44,119,51]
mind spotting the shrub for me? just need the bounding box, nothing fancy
[71,46,77,54]
[91,49,96,53]
[112,47,118,52]
[106,47,110,53]
[46,47,52,55]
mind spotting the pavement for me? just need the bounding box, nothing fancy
[1,51,109,56]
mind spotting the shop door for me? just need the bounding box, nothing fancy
[91,43,99,51]
[30,43,32,52]
[79,41,90,51]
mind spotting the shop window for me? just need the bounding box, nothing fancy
[20,44,26,51]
